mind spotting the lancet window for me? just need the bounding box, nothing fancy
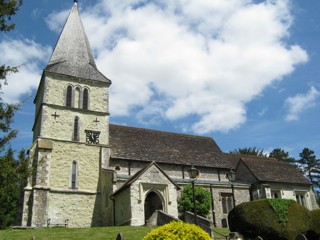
[73,116,80,141]
[83,88,89,110]
[71,161,78,189]
[66,85,73,107]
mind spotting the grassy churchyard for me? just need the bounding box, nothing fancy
[0,226,229,240]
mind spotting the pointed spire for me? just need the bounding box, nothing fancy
[46,3,110,83]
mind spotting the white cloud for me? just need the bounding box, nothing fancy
[285,86,320,121]
[0,39,52,103]
[45,9,69,33]
[3,0,308,134]
[258,107,268,117]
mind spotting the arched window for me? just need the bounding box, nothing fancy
[73,117,79,141]
[71,161,77,189]
[83,88,89,110]
[75,87,81,108]
[66,85,73,107]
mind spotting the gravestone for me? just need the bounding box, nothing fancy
[295,234,307,240]
[116,233,123,240]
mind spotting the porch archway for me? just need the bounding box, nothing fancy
[144,191,163,222]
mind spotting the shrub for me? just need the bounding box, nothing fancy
[307,209,320,240]
[228,199,312,240]
[143,221,212,240]
[178,184,211,217]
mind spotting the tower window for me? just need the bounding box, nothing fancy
[75,87,81,108]
[66,86,73,107]
[83,88,89,110]
[73,116,80,141]
[71,161,78,189]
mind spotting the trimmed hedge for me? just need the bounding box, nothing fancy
[307,209,320,240]
[228,199,311,240]
[143,221,212,240]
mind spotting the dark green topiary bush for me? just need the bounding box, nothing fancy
[307,209,320,240]
[228,199,312,240]
[143,221,212,240]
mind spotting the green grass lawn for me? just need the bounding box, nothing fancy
[213,228,230,238]
[0,226,153,240]
[0,226,229,240]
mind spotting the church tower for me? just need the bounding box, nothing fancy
[22,1,111,227]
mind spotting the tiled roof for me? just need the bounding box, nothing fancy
[240,156,311,185]
[222,153,241,169]
[45,3,111,83]
[109,124,232,169]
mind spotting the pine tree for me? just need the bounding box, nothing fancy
[230,147,267,157]
[298,148,320,191]
[269,148,295,163]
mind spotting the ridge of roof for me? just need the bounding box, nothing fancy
[109,124,215,141]
[45,3,110,83]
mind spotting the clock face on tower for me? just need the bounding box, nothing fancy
[85,130,100,144]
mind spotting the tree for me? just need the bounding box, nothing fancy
[0,148,18,228]
[0,0,23,88]
[0,102,25,229]
[298,148,320,191]
[0,148,28,229]
[0,0,23,32]
[0,0,27,228]
[230,147,267,157]
[0,102,19,149]
[178,184,211,217]
[0,107,29,229]
[269,148,295,163]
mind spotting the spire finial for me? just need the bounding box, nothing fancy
[74,0,78,4]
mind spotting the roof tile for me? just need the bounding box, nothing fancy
[240,156,311,185]
[109,124,232,169]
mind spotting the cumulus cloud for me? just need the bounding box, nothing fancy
[45,9,70,33]
[0,39,52,103]
[285,86,320,121]
[4,0,308,134]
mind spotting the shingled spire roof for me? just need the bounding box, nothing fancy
[45,2,111,83]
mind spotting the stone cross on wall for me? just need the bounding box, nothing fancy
[150,169,159,178]
[51,112,60,119]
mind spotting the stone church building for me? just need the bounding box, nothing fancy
[21,2,318,228]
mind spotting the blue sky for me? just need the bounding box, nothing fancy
[1,0,319,159]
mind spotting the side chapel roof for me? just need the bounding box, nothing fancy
[45,2,111,83]
[109,124,232,169]
[240,156,311,185]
